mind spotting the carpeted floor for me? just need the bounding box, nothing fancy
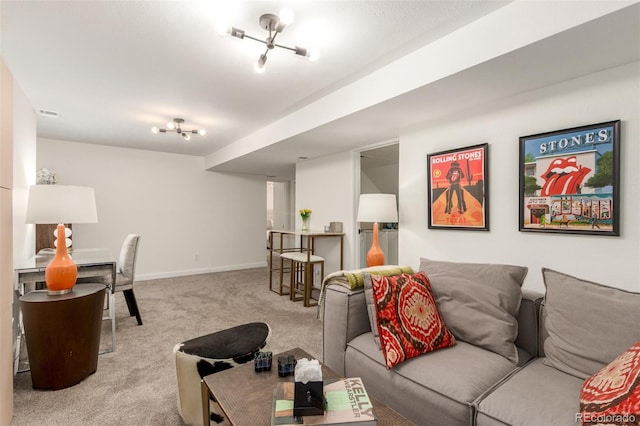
[11,267,323,425]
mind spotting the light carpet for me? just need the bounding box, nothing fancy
[11,267,323,425]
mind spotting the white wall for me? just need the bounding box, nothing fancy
[12,77,36,264]
[399,62,640,293]
[9,78,35,426]
[272,180,294,231]
[1,57,36,426]
[295,152,358,274]
[361,163,399,196]
[37,139,268,279]
[0,56,14,426]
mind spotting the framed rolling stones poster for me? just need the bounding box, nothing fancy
[519,120,620,236]
[427,143,489,231]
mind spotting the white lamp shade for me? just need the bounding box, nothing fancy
[26,185,98,224]
[356,193,398,223]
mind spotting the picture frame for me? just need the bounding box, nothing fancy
[518,120,620,236]
[427,143,489,230]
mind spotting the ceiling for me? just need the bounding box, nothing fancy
[1,1,638,181]
[0,1,508,159]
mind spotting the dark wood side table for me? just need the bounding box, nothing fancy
[19,283,105,390]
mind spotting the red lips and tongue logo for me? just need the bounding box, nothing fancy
[540,156,591,196]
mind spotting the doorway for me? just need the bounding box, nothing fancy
[267,180,295,232]
[359,143,399,268]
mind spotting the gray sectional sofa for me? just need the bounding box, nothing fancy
[322,259,640,426]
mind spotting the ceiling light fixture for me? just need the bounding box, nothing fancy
[151,118,206,141]
[219,8,318,73]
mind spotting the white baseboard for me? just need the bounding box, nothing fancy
[136,261,268,281]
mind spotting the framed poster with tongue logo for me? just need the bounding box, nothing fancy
[518,120,620,236]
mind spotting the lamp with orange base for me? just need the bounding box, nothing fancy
[26,184,98,295]
[45,224,78,294]
[357,194,398,267]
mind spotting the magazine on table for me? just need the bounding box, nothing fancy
[272,377,377,425]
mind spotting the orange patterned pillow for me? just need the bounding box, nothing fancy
[579,340,640,425]
[370,272,455,369]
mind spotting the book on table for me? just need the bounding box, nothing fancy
[272,377,377,425]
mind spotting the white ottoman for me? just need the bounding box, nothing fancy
[173,322,271,426]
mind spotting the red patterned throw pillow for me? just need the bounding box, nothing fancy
[579,340,640,426]
[370,272,455,369]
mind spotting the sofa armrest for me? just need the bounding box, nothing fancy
[322,284,370,376]
[515,289,544,358]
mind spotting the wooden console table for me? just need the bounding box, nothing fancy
[20,284,105,390]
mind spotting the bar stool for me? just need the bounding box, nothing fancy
[280,252,324,307]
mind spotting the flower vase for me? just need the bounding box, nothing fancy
[301,216,310,231]
[45,224,78,295]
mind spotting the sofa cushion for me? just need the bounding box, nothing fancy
[370,272,456,368]
[542,268,640,379]
[346,333,520,425]
[419,258,527,364]
[363,272,381,348]
[579,340,640,425]
[476,358,583,426]
[363,270,412,349]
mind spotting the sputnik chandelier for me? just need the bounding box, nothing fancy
[218,8,318,73]
[151,118,206,141]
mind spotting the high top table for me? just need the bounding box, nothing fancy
[268,230,344,295]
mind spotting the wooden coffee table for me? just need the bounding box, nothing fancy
[201,347,415,425]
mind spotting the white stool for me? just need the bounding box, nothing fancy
[280,252,324,307]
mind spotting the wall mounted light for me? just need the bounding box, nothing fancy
[152,118,206,141]
[219,8,318,73]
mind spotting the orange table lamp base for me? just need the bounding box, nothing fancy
[366,222,385,267]
[45,224,78,295]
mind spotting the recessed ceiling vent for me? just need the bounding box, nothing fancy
[37,109,59,118]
